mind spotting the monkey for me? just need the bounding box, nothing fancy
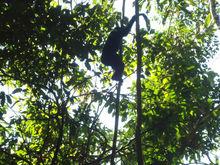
[101,14,149,81]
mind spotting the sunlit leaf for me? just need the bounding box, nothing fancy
[204,13,212,27]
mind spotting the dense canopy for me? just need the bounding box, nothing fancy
[0,0,219,164]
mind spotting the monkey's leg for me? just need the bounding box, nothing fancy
[111,56,124,81]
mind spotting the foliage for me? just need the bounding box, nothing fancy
[0,0,219,164]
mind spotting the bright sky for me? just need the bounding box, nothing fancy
[208,32,220,73]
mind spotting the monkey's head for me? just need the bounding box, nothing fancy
[121,17,129,26]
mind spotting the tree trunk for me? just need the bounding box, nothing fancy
[135,0,144,164]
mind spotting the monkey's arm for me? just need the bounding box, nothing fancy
[120,13,149,37]
[121,15,137,36]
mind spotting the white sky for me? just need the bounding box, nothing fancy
[208,31,220,73]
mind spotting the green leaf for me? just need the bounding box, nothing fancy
[40,26,46,31]
[186,65,195,70]
[204,13,212,28]
[12,88,22,94]
[0,92,5,107]
[188,0,196,6]
[6,95,12,104]
[85,61,91,70]
[108,104,114,114]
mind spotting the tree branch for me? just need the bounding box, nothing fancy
[209,0,220,28]
[51,103,66,165]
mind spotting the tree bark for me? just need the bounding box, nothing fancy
[135,0,144,164]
